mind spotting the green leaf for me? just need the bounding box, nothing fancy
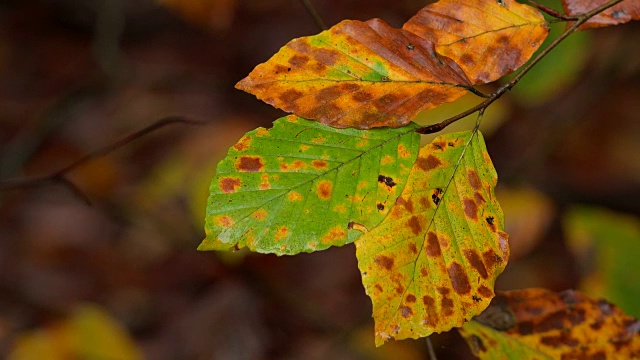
[355,130,509,346]
[564,206,640,317]
[200,115,421,255]
[459,289,640,359]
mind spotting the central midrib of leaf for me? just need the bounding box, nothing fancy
[439,21,547,46]
[383,130,480,322]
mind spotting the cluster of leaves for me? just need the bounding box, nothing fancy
[200,0,640,353]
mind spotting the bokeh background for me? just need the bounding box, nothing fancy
[1,0,639,358]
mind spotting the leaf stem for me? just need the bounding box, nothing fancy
[0,116,206,202]
[299,0,328,31]
[416,0,625,135]
[528,0,580,21]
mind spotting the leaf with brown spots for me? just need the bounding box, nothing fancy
[563,0,639,30]
[236,18,473,129]
[459,289,640,359]
[404,0,549,84]
[355,130,509,346]
[200,116,420,255]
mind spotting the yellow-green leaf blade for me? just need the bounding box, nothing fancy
[460,289,640,359]
[200,115,421,255]
[236,19,471,129]
[355,130,509,346]
[403,0,549,84]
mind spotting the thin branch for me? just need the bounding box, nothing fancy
[0,116,206,201]
[425,336,438,360]
[416,0,625,135]
[528,0,580,21]
[299,0,328,31]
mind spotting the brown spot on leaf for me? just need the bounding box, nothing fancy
[311,160,328,170]
[219,177,242,193]
[233,136,252,151]
[408,216,422,235]
[419,196,430,209]
[496,35,509,45]
[460,53,475,66]
[375,255,394,270]
[406,294,416,303]
[352,91,374,102]
[408,243,418,254]
[236,156,264,172]
[478,286,493,298]
[376,203,385,211]
[467,170,481,190]
[259,174,271,190]
[483,249,499,269]
[374,284,383,293]
[441,296,454,316]
[420,268,428,276]
[279,89,304,104]
[474,192,485,204]
[317,180,333,199]
[463,198,478,220]
[448,262,471,295]
[400,306,413,318]
[536,310,567,332]
[423,296,438,325]
[378,175,396,188]
[431,140,447,151]
[253,209,268,220]
[275,226,289,241]
[215,216,234,228]
[288,54,310,67]
[311,47,338,66]
[396,197,414,213]
[464,249,488,279]
[274,64,289,74]
[321,226,346,244]
[426,232,442,257]
[288,191,303,201]
[416,155,442,171]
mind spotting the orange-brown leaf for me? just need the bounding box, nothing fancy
[404,0,549,84]
[563,0,640,30]
[460,289,640,359]
[236,19,472,129]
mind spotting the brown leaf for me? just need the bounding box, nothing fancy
[236,19,472,129]
[460,289,640,359]
[563,0,640,30]
[403,0,549,84]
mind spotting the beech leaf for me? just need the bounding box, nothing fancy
[355,130,509,346]
[403,0,549,84]
[236,19,472,129]
[563,0,640,30]
[459,289,640,359]
[200,115,421,255]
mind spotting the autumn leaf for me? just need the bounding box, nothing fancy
[459,289,640,359]
[355,130,509,346]
[199,115,421,255]
[236,19,472,129]
[403,0,549,84]
[563,0,640,30]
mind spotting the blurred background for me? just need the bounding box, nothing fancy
[0,0,639,358]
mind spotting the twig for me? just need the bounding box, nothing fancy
[299,0,328,31]
[528,0,580,21]
[416,0,625,134]
[425,336,438,360]
[0,116,206,202]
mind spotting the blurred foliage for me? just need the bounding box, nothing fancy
[564,206,640,317]
[8,305,141,360]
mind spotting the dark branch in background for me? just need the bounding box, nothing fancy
[299,0,328,31]
[0,116,206,203]
[416,0,625,134]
